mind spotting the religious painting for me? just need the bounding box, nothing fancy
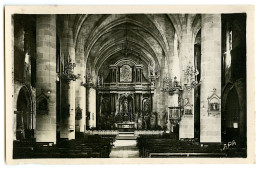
[36,89,49,115]
[120,64,132,82]
[207,88,221,116]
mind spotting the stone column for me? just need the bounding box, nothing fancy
[35,15,56,143]
[11,15,16,140]
[200,14,221,142]
[115,93,119,116]
[78,75,86,133]
[88,87,96,128]
[173,33,180,81]
[178,30,194,139]
[75,38,86,133]
[167,32,180,132]
[60,16,77,140]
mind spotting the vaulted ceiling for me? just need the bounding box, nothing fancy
[57,14,201,78]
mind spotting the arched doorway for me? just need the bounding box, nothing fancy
[16,86,33,140]
[222,86,240,143]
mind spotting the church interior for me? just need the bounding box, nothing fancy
[12,13,247,158]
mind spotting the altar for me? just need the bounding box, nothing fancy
[116,122,136,129]
[96,59,155,130]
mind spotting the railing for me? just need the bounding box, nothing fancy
[84,130,164,135]
[85,130,119,135]
[134,130,164,135]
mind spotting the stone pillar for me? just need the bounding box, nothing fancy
[60,16,77,140]
[78,75,86,133]
[75,38,86,133]
[200,14,221,143]
[157,81,165,128]
[115,93,119,115]
[11,15,16,140]
[88,87,96,128]
[35,15,56,143]
[178,30,194,139]
[173,33,180,81]
[167,32,181,132]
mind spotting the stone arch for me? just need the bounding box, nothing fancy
[221,80,246,144]
[15,85,34,140]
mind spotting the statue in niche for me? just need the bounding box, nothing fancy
[210,102,219,111]
[149,63,158,76]
[118,96,135,122]
[123,99,128,113]
[143,98,150,116]
[150,113,156,129]
[102,98,110,113]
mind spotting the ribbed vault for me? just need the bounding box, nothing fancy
[67,14,201,80]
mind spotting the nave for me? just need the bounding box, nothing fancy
[12,13,247,158]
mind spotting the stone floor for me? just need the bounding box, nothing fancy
[109,134,139,158]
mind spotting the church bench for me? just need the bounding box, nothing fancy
[148,152,227,158]
[137,136,227,158]
[13,136,113,158]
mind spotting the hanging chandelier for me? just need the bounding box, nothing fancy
[58,53,80,82]
[120,23,133,58]
[161,76,182,95]
[183,65,201,91]
[81,71,95,88]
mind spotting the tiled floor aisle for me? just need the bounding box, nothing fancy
[109,139,139,158]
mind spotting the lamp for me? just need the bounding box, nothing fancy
[161,76,182,95]
[233,116,238,129]
[120,22,133,58]
[183,64,201,91]
[58,54,81,82]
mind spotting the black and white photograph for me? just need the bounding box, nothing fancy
[4,5,255,164]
